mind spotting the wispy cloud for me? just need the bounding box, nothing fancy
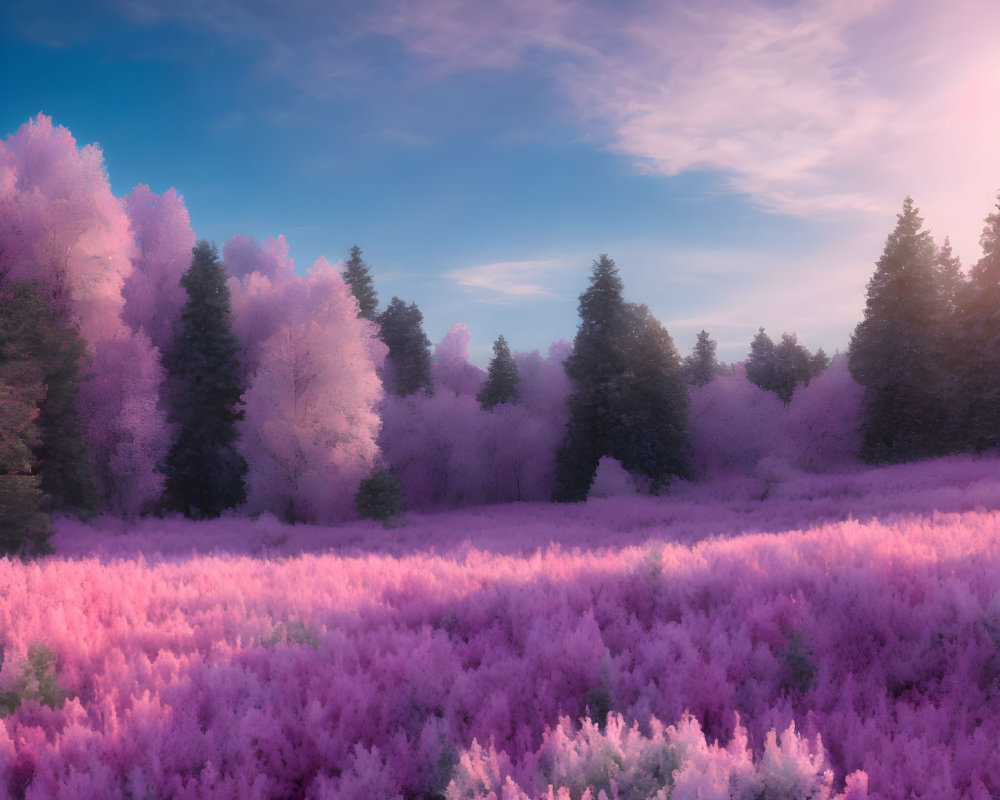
[445,259,567,300]
[376,0,1000,262]
[99,0,1000,268]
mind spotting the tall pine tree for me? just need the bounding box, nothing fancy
[955,197,1000,451]
[379,297,433,396]
[849,197,950,462]
[164,241,247,517]
[0,286,53,555]
[478,335,520,410]
[342,245,379,321]
[555,255,688,500]
[0,279,97,515]
[745,328,777,393]
[683,330,722,387]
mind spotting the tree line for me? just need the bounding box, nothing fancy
[3,114,1000,555]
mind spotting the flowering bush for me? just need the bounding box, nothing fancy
[1,455,996,798]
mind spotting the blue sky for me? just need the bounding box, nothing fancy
[3,0,1000,365]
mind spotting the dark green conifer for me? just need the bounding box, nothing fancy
[955,197,1000,451]
[477,335,520,410]
[555,255,689,501]
[343,244,379,321]
[745,327,777,393]
[808,348,831,378]
[683,329,721,387]
[163,241,247,517]
[0,279,96,515]
[849,197,950,462]
[378,297,433,396]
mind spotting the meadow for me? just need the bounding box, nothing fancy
[1,455,1000,798]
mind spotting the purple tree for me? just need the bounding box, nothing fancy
[121,184,196,355]
[433,323,486,397]
[0,115,168,513]
[239,257,384,523]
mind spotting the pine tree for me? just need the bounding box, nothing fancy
[379,297,433,396]
[555,255,688,500]
[343,244,379,321]
[0,354,52,556]
[808,348,831,378]
[478,335,520,410]
[164,241,247,517]
[955,196,1000,450]
[0,279,97,514]
[849,197,949,462]
[935,237,964,315]
[683,330,720,387]
[771,333,813,404]
[745,327,777,393]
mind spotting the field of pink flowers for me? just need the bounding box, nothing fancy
[2,455,1000,798]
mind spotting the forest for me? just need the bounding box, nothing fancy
[2,114,1000,799]
[3,113,998,547]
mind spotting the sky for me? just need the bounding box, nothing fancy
[3,0,1000,366]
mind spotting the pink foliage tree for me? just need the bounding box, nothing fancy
[87,331,171,516]
[381,341,571,507]
[121,184,196,355]
[0,115,168,513]
[432,323,486,397]
[225,235,298,384]
[224,233,294,282]
[239,257,384,523]
[515,340,572,429]
[783,353,863,471]
[688,366,790,478]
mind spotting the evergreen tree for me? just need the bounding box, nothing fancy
[747,327,824,404]
[555,255,688,501]
[477,335,520,410]
[0,346,52,556]
[745,328,776,393]
[379,297,433,396]
[342,244,379,321]
[849,197,949,462]
[683,329,721,387]
[808,347,831,378]
[0,279,97,514]
[771,333,813,404]
[955,196,1000,450]
[935,237,964,314]
[164,241,247,517]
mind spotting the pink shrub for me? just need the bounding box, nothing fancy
[17,456,1000,798]
[447,713,861,800]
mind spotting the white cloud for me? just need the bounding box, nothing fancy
[378,0,1000,264]
[445,259,567,300]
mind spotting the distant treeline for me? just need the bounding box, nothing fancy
[2,114,999,555]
